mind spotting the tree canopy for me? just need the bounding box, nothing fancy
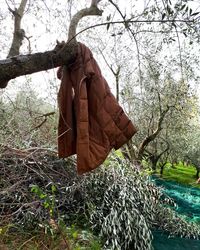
[1,0,200,167]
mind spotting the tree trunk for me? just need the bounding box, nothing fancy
[196,168,200,179]
[150,156,158,171]
[7,0,28,58]
[160,162,167,176]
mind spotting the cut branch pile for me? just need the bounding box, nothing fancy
[0,147,80,228]
[1,146,200,249]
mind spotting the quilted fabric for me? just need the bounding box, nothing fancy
[57,43,137,174]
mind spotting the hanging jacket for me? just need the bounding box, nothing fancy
[57,43,137,174]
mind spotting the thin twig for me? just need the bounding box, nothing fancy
[175,26,184,80]
[18,236,37,250]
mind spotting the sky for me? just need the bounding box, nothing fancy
[0,0,200,105]
[0,0,127,103]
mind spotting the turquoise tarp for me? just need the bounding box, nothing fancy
[152,177,200,249]
[153,230,200,250]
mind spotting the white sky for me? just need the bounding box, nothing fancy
[0,0,128,103]
[0,0,200,105]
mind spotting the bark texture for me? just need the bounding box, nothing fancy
[0,2,103,88]
[7,0,28,58]
[0,43,77,88]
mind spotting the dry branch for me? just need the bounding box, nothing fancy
[0,147,77,225]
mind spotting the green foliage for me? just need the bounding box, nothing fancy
[31,184,57,218]
[160,162,199,187]
[1,150,200,250]
[84,157,200,250]
[65,225,101,250]
[0,225,101,250]
[87,167,153,250]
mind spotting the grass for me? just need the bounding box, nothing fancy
[0,223,101,250]
[159,162,199,187]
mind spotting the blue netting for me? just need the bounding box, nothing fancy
[152,177,200,249]
[153,230,200,250]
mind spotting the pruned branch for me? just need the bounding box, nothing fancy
[0,46,78,88]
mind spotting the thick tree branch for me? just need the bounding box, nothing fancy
[68,5,103,42]
[157,140,170,160]
[7,0,28,58]
[0,16,194,88]
[137,106,170,159]
[0,0,103,88]
[0,46,77,88]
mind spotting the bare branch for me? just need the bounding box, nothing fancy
[67,4,103,42]
[108,0,143,89]
[99,49,120,101]
[7,0,28,58]
[32,112,55,131]
[137,106,170,159]
[91,0,102,7]
[175,26,184,80]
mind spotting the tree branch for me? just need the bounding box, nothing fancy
[137,106,170,159]
[99,49,121,101]
[68,5,103,42]
[32,111,55,131]
[108,0,143,90]
[0,16,194,88]
[0,46,77,88]
[7,0,28,58]
[0,0,103,88]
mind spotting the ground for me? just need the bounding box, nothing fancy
[158,162,199,187]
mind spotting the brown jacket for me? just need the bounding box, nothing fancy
[57,43,137,174]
